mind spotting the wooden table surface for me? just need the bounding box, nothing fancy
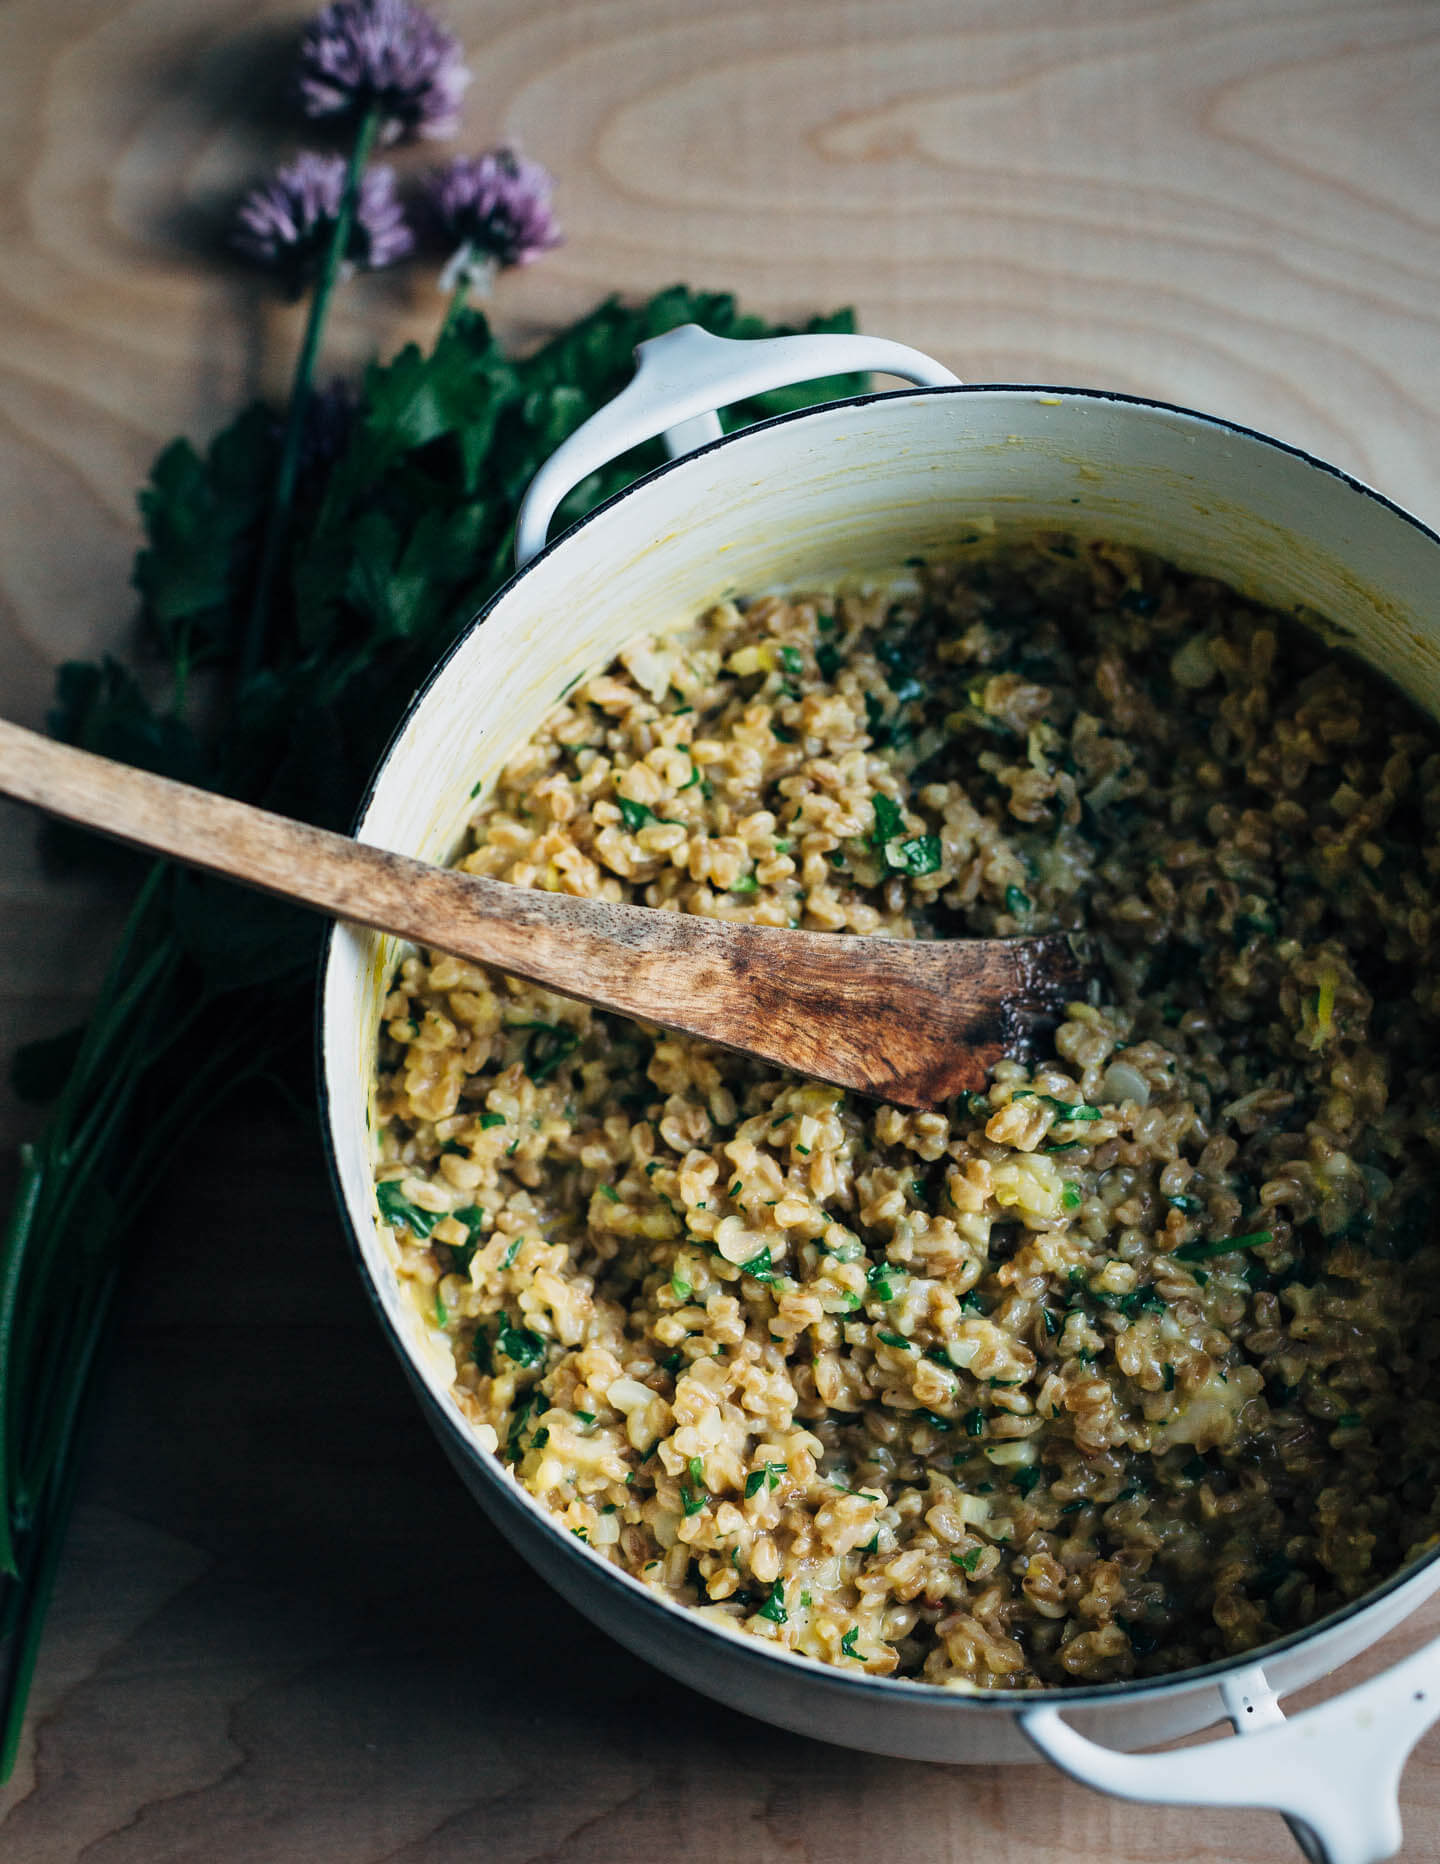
[4,1,1440,1858]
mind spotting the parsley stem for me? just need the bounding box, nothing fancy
[239,103,381,684]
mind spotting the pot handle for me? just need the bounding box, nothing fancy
[1020,1640,1440,1864]
[513,322,960,567]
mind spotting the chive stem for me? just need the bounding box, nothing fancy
[239,103,380,684]
[1174,1230,1273,1263]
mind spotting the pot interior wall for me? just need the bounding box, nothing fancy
[322,386,1440,1698]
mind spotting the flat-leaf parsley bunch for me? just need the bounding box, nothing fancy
[0,0,862,1776]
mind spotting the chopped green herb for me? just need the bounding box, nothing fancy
[500,1236,521,1269]
[670,1271,692,1301]
[736,1246,774,1284]
[574,1410,595,1426]
[840,1625,861,1658]
[376,1180,442,1239]
[952,1547,983,1573]
[963,1407,985,1437]
[1041,1306,1059,1335]
[1167,1193,1204,1215]
[618,797,661,832]
[876,1329,911,1350]
[439,1139,467,1157]
[571,1525,588,1541]
[867,1260,896,1302]
[1059,1499,1086,1515]
[800,1591,813,1609]
[817,611,837,632]
[678,1455,710,1516]
[1004,885,1032,915]
[1175,1229,1273,1262]
[599,1184,620,1203]
[1061,1183,1082,1212]
[1162,1362,1176,1391]
[531,1427,550,1450]
[816,643,842,682]
[745,1461,786,1497]
[1115,1612,1158,1655]
[1012,1467,1043,1496]
[911,1179,927,1203]
[772,723,798,743]
[796,1143,811,1156]
[897,835,942,876]
[522,1020,580,1083]
[496,1322,546,1368]
[1111,1287,1165,1320]
[959,1289,986,1313]
[756,1580,788,1625]
[778,645,804,674]
[729,1180,743,1197]
[870,792,905,849]
[866,792,943,876]
[480,1110,507,1130]
[730,873,760,894]
[434,1289,448,1326]
[1041,1096,1100,1122]
[1231,912,1276,950]
[471,1326,493,1375]
[1045,1140,1083,1153]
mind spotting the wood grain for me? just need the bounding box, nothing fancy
[2,0,1439,1857]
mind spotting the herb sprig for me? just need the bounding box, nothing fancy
[0,265,861,1796]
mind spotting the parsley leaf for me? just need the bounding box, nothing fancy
[376,1181,441,1239]
[496,1322,547,1368]
[521,1020,580,1083]
[757,1579,788,1624]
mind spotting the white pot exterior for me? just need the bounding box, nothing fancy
[319,385,1440,1780]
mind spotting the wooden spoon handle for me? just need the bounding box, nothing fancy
[0,718,1085,1107]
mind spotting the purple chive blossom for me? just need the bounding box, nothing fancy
[427,147,562,292]
[298,0,470,143]
[232,152,413,292]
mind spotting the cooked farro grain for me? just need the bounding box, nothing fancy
[372,535,1440,1689]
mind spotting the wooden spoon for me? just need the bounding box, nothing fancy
[0,718,1088,1109]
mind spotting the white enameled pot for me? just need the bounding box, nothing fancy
[320,325,1440,1864]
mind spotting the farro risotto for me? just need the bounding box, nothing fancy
[372,534,1440,1690]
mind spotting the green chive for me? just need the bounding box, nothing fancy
[1174,1230,1273,1262]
